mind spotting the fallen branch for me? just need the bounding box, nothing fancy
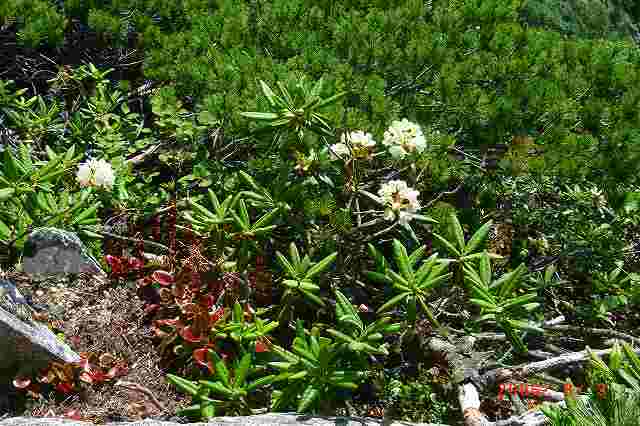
[95,230,171,253]
[115,380,169,414]
[125,143,164,165]
[471,343,640,392]
[544,325,640,346]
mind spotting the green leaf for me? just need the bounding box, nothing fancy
[235,353,252,387]
[300,289,326,307]
[199,380,234,398]
[189,199,217,220]
[316,91,348,108]
[465,221,493,254]
[432,232,462,257]
[240,111,280,120]
[0,188,15,202]
[377,292,410,314]
[506,319,544,333]
[166,374,198,396]
[500,293,538,310]
[470,298,498,310]
[363,271,393,285]
[304,252,337,280]
[276,252,297,278]
[448,213,465,252]
[393,239,413,282]
[408,245,426,268]
[211,351,230,388]
[246,375,277,392]
[289,242,301,270]
[479,252,492,285]
[253,207,280,229]
[387,269,410,287]
[259,80,279,107]
[298,384,320,412]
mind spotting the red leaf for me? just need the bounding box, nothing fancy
[155,318,181,327]
[106,363,128,379]
[56,382,74,394]
[78,357,92,372]
[255,341,269,353]
[181,303,197,316]
[210,307,225,324]
[180,326,202,343]
[193,348,210,366]
[128,257,144,270]
[13,377,31,389]
[79,372,94,384]
[137,277,151,288]
[90,370,108,383]
[105,255,118,266]
[144,304,160,314]
[199,294,214,309]
[152,270,175,286]
[64,409,83,420]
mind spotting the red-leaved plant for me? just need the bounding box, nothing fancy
[13,353,128,398]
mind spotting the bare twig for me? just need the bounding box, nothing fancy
[544,324,640,346]
[125,143,164,165]
[115,380,169,414]
[95,230,170,253]
[424,183,464,209]
[472,344,640,392]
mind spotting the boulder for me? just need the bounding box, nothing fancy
[0,415,445,426]
[21,228,105,277]
[0,279,80,384]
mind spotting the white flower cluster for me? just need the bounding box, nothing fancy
[330,130,377,161]
[382,118,426,159]
[76,158,116,190]
[378,180,421,225]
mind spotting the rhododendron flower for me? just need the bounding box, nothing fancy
[330,130,377,161]
[329,143,350,161]
[378,180,421,225]
[76,158,116,190]
[382,119,426,159]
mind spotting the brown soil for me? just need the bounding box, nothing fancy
[3,268,189,424]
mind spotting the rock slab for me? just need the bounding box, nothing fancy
[0,415,446,426]
[21,228,105,277]
[0,280,80,383]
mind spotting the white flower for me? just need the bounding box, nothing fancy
[330,130,377,161]
[76,163,93,187]
[76,158,116,190]
[378,180,421,225]
[341,130,376,149]
[382,119,427,159]
[329,143,351,161]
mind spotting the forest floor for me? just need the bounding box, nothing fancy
[3,270,189,424]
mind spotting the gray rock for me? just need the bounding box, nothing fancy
[21,228,105,277]
[0,415,445,426]
[0,280,80,384]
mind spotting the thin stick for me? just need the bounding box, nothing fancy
[544,324,640,346]
[473,344,640,391]
[115,380,169,414]
[95,230,170,253]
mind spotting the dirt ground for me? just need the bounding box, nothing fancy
[1,268,190,424]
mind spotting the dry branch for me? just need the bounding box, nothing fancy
[471,344,640,392]
[114,380,169,414]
